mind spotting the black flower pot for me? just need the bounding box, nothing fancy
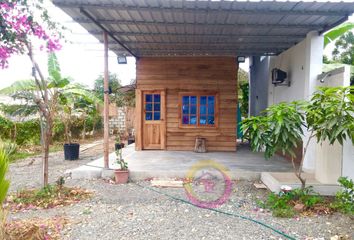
[115,143,124,150]
[64,143,80,160]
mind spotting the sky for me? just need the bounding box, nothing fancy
[0,2,352,90]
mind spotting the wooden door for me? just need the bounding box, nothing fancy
[142,90,166,150]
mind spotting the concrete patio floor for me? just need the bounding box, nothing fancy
[69,143,293,181]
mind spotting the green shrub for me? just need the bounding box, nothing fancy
[238,81,249,118]
[0,117,41,145]
[0,141,17,158]
[261,187,323,218]
[0,116,14,140]
[266,192,291,210]
[331,177,354,215]
[15,120,41,145]
[0,148,10,204]
[287,187,322,208]
[52,120,65,141]
[0,115,102,146]
[52,116,102,142]
[70,117,84,138]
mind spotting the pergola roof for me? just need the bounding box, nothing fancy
[53,0,354,57]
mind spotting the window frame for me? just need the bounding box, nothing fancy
[143,92,162,122]
[178,91,219,128]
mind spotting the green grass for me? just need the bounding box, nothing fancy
[10,152,38,162]
[10,144,63,162]
[272,207,296,218]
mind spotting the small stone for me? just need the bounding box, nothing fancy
[294,203,305,212]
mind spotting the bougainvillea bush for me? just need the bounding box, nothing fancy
[0,0,62,68]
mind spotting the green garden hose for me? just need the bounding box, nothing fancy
[135,183,297,240]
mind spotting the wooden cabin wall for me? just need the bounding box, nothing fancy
[136,57,238,151]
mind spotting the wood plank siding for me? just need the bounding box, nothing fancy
[135,57,238,151]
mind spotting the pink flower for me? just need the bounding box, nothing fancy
[0,1,62,68]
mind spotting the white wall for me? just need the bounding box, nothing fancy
[268,40,307,105]
[267,31,324,172]
[316,66,353,183]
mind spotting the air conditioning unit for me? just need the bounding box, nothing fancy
[271,68,287,85]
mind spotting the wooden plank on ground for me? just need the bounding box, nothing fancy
[151,180,184,188]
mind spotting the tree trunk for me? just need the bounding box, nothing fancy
[291,155,307,190]
[291,132,314,190]
[82,120,86,140]
[92,119,96,136]
[42,128,50,186]
[27,43,51,187]
[64,122,69,144]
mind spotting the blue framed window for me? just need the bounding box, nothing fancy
[182,96,197,125]
[145,93,161,120]
[199,96,215,125]
[180,93,216,127]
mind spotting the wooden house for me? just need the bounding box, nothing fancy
[135,57,238,151]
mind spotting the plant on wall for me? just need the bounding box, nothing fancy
[242,86,354,189]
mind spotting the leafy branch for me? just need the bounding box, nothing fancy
[242,87,354,189]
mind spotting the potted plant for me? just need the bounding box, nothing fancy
[114,148,129,184]
[62,104,80,160]
[60,91,99,160]
[60,93,83,161]
[115,134,124,150]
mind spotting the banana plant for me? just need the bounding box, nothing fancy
[58,84,100,144]
[324,22,354,48]
[0,53,100,186]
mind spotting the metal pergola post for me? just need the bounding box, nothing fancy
[103,31,109,169]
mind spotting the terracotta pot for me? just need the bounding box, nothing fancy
[114,170,129,184]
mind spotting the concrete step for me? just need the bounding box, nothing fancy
[261,172,341,196]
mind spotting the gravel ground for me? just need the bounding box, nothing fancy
[7,141,354,240]
[8,139,113,191]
